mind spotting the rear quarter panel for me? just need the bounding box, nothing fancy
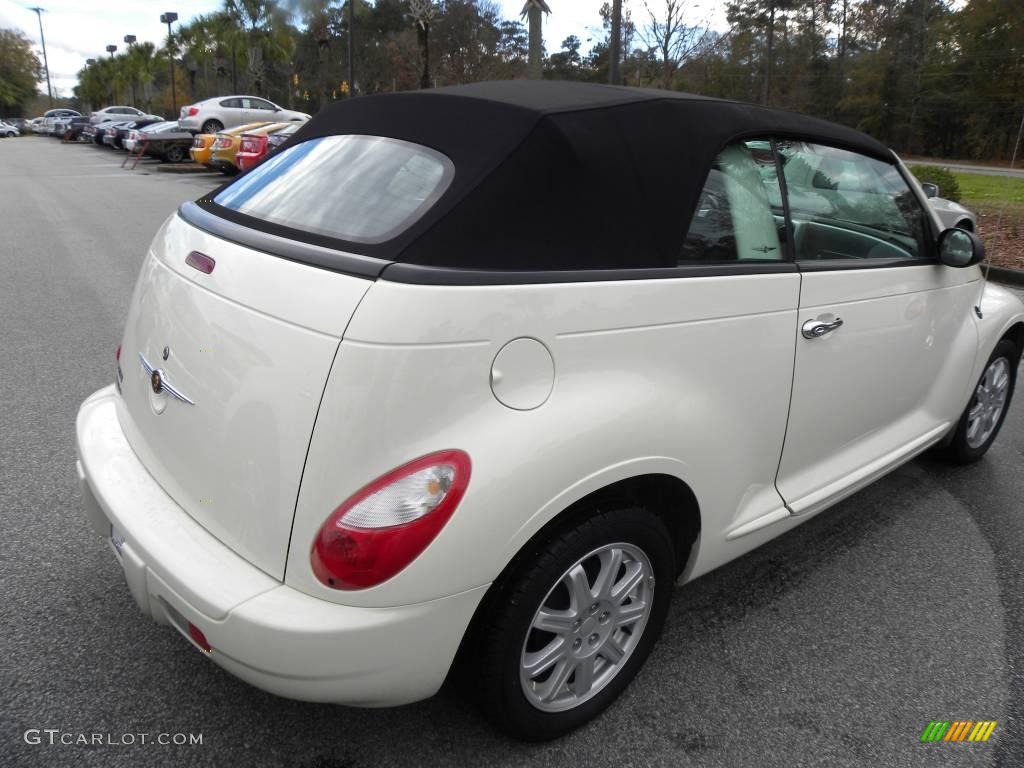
[287,273,802,608]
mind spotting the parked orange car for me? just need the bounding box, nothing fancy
[189,134,217,166]
[210,122,289,174]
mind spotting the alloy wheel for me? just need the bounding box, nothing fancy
[966,356,1011,449]
[519,542,655,712]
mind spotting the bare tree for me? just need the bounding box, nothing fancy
[639,0,711,90]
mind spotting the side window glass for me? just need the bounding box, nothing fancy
[680,141,783,264]
[222,98,242,109]
[253,99,275,111]
[777,141,928,261]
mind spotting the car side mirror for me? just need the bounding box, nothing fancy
[938,227,984,268]
[920,182,939,198]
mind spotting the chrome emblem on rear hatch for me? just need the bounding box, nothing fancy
[138,352,195,406]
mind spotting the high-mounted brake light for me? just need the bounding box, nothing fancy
[115,344,121,362]
[311,450,471,590]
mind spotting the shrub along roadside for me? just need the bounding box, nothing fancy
[910,165,963,202]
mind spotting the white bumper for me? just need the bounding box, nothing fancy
[75,385,487,706]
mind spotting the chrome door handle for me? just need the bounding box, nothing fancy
[801,317,844,339]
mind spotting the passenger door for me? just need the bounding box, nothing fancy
[240,98,275,123]
[675,140,802,539]
[773,141,980,515]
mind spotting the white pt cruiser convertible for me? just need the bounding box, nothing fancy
[76,81,1024,740]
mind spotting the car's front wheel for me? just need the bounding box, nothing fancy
[470,505,675,740]
[947,338,1018,463]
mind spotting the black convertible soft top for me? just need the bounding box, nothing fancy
[193,80,896,277]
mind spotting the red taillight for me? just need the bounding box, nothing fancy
[185,250,215,274]
[115,344,121,362]
[215,137,231,149]
[187,622,212,653]
[186,106,199,116]
[311,450,471,590]
[239,134,268,155]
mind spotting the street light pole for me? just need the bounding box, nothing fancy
[106,44,118,104]
[160,12,179,116]
[30,7,54,106]
[124,35,137,107]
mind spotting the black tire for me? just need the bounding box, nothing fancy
[945,338,1018,464]
[201,119,223,134]
[469,505,675,741]
[165,145,186,163]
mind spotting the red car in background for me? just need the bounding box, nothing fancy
[235,123,301,171]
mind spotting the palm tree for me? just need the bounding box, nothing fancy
[520,0,550,80]
[130,43,163,112]
[224,0,294,96]
[75,60,109,110]
[409,0,435,88]
[609,0,622,84]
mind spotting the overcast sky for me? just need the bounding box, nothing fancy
[0,0,728,101]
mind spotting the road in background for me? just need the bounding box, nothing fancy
[906,160,1024,178]
[2,138,1023,767]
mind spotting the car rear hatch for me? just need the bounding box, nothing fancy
[115,212,374,580]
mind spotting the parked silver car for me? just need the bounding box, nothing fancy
[921,183,977,231]
[90,106,162,125]
[178,96,310,134]
[0,120,20,137]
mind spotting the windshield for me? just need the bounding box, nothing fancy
[214,134,454,244]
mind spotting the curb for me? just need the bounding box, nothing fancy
[156,163,218,175]
[987,265,1024,287]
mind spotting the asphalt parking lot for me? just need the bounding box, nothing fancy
[2,136,1023,768]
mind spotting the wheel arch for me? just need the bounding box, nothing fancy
[1002,321,1024,359]
[448,472,701,685]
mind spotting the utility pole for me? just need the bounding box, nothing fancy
[160,12,179,116]
[30,7,53,107]
[347,0,355,98]
[609,0,622,85]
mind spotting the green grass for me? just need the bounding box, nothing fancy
[950,171,1024,208]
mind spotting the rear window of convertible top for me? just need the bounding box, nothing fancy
[213,134,454,245]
